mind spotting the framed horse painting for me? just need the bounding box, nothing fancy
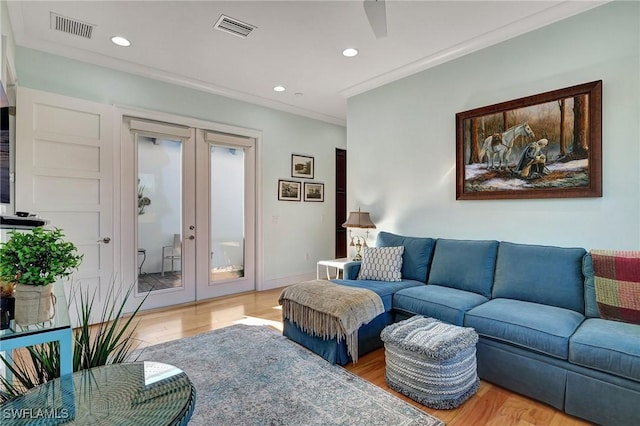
[456,80,602,200]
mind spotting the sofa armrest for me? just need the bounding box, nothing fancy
[343,261,361,279]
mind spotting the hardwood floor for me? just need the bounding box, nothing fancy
[131,288,591,426]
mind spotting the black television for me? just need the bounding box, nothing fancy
[1,80,9,204]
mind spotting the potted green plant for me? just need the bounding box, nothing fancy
[0,227,83,326]
[0,278,15,329]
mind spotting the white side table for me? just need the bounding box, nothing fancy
[317,258,350,280]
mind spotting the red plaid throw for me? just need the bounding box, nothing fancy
[590,250,640,324]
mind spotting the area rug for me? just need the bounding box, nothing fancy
[136,324,444,426]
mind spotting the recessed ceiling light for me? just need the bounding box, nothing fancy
[111,36,131,47]
[342,48,359,57]
[273,86,286,92]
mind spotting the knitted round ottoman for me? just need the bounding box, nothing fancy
[380,315,479,409]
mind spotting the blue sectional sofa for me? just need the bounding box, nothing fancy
[282,232,640,426]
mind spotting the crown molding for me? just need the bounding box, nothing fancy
[7,0,346,127]
[8,0,608,126]
[16,38,347,127]
[340,0,609,99]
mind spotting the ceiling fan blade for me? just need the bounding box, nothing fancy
[363,0,387,38]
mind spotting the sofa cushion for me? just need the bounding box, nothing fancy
[427,239,498,298]
[582,253,600,318]
[357,246,404,282]
[342,261,361,280]
[376,232,436,282]
[590,250,640,324]
[492,242,586,313]
[332,278,423,311]
[570,318,640,382]
[464,298,585,359]
[393,285,489,326]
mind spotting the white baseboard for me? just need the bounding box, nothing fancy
[258,272,316,291]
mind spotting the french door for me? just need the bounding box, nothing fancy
[122,118,196,311]
[195,130,255,299]
[122,118,255,311]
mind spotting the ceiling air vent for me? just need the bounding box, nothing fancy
[50,12,95,39]
[214,15,256,38]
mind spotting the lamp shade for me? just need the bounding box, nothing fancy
[342,210,376,229]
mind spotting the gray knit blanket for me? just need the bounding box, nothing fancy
[279,280,384,363]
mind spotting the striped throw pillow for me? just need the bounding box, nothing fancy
[357,246,404,282]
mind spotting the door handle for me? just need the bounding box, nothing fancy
[187,235,195,240]
[98,237,111,244]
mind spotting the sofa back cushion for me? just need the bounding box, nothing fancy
[376,232,436,282]
[493,242,586,313]
[582,253,600,318]
[427,239,499,298]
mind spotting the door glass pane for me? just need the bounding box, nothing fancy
[210,145,245,282]
[137,136,183,293]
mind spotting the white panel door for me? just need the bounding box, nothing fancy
[16,87,114,326]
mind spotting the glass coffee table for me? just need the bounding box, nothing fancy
[1,362,196,425]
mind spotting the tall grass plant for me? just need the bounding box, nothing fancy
[0,282,147,402]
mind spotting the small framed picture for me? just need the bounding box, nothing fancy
[291,154,314,179]
[278,179,301,201]
[304,182,324,202]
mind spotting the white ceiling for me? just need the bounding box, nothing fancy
[7,1,606,126]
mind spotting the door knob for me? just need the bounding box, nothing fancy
[187,235,195,240]
[98,237,111,244]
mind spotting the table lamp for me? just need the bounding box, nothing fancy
[342,208,376,260]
